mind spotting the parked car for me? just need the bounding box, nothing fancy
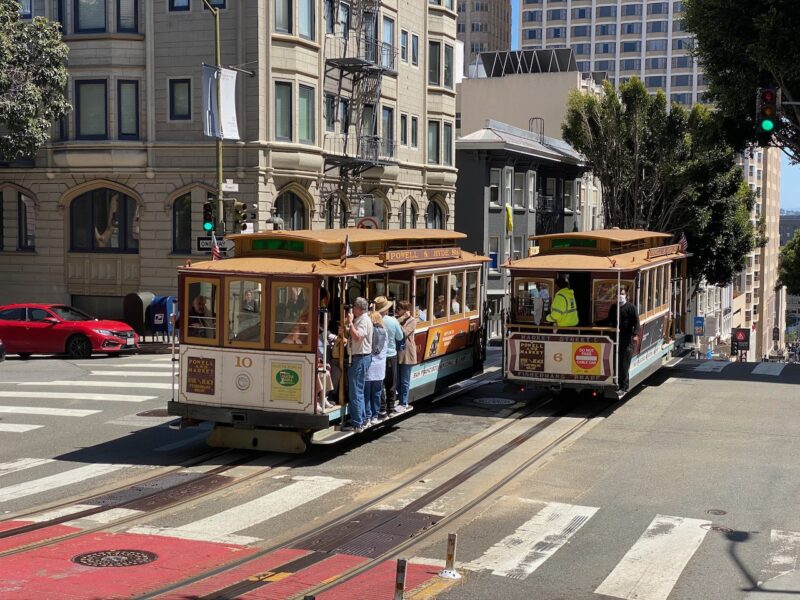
[0,337,5,362]
[0,304,139,359]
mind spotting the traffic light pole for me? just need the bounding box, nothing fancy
[203,0,224,236]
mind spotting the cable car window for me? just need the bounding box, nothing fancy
[368,276,387,301]
[185,279,219,343]
[415,275,431,323]
[450,271,465,316]
[653,267,662,308]
[592,278,634,324]
[226,278,264,345]
[388,280,409,307]
[514,278,552,324]
[433,273,449,320]
[271,282,312,350]
[465,270,479,314]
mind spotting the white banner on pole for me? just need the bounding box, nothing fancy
[202,63,240,141]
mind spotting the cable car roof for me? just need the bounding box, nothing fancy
[506,246,685,272]
[227,228,467,245]
[529,229,672,243]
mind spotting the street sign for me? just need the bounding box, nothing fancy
[732,327,750,351]
[221,179,239,192]
[196,236,235,253]
[694,316,705,337]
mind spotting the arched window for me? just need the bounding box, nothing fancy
[17,192,35,251]
[70,188,139,252]
[325,196,348,229]
[355,194,386,228]
[172,192,193,254]
[426,199,444,229]
[275,191,307,230]
[399,199,418,229]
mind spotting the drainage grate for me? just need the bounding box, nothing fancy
[72,549,157,567]
[706,509,727,516]
[473,397,516,406]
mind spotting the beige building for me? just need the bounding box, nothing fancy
[457,0,511,74]
[0,0,456,316]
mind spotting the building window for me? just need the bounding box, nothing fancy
[647,2,668,15]
[646,39,668,52]
[645,76,666,88]
[572,7,590,18]
[426,200,444,229]
[596,5,616,17]
[20,0,32,18]
[399,200,417,228]
[547,9,566,19]
[356,195,387,229]
[595,42,615,54]
[526,171,536,210]
[489,236,499,270]
[621,41,641,53]
[338,2,350,36]
[275,82,292,141]
[339,98,350,132]
[444,44,454,89]
[326,196,348,228]
[172,192,193,254]
[411,33,419,66]
[673,38,692,50]
[574,43,591,55]
[622,22,641,34]
[70,188,139,253]
[647,58,668,70]
[572,25,589,36]
[169,78,191,121]
[381,105,394,157]
[203,0,226,8]
[411,116,418,148]
[276,0,291,33]
[427,121,440,164]
[621,3,641,16]
[400,113,408,145]
[169,0,189,10]
[400,29,408,62]
[118,80,139,140]
[382,16,395,69]
[443,122,452,166]
[428,41,441,85]
[489,169,501,205]
[513,172,524,207]
[525,29,542,40]
[548,27,566,38]
[299,0,314,40]
[596,24,616,36]
[18,193,35,251]
[524,10,542,22]
[620,59,641,71]
[275,191,307,230]
[117,0,137,32]
[325,0,334,34]
[324,94,336,132]
[75,0,106,33]
[647,20,668,34]
[75,80,107,140]
[298,84,315,144]
[672,74,693,87]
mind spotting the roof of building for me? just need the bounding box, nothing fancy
[456,120,585,165]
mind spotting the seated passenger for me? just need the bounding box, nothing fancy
[188,295,213,337]
[281,309,310,344]
[434,295,446,318]
[242,290,258,312]
[450,289,461,314]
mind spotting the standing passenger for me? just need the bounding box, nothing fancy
[374,296,403,419]
[395,300,418,412]
[365,310,388,426]
[342,297,372,432]
[545,277,579,327]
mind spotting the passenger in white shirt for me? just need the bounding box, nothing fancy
[343,297,372,432]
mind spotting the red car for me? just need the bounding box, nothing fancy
[0,304,139,359]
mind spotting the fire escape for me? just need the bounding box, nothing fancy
[321,0,397,226]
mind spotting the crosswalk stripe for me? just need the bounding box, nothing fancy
[0,406,100,417]
[595,514,710,600]
[74,363,175,369]
[0,463,133,503]
[89,370,173,377]
[0,424,44,433]
[0,391,156,402]
[26,504,97,522]
[16,381,172,390]
[694,361,729,372]
[762,529,800,581]
[752,362,786,376]
[128,475,350,545]
[465,501,599,579]
[0,458,55,478]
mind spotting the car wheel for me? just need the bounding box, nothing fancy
[66,335,92,359]
[18,353,32,360]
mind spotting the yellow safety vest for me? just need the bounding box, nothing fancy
[546,288,579,327]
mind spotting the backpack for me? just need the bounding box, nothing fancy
[372,326,387,356]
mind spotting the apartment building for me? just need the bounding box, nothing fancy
[0,0,457,316]
[457,0,511,75]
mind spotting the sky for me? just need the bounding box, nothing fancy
[508,1,800,211]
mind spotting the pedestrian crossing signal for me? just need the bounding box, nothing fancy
[202,201,214,233]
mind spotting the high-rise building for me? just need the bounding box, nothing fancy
[458,0,511,74]
[0,1,457,313]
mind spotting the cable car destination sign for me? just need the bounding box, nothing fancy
[380,247,461,264]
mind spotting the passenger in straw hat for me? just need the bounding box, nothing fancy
[373,295,404,418]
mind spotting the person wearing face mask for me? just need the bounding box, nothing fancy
[599,285,640,396]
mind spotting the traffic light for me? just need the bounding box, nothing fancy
[233,200,246,232]
[756,85,780,145]
[202,201,214,233]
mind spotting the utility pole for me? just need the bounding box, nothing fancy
[202,0,224,236]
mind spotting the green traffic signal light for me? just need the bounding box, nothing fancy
[202,202,214,232]
[760,119,775,132]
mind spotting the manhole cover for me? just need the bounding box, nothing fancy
[473,397,515,406]
[136,409,170,417]
[72,550,158,567]
[701,524,733,533]
[707,509,727,516]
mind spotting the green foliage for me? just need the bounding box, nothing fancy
[683,0,800,157]
[778,229,800,295]
[0,3,70,161]
[562,77,756,285]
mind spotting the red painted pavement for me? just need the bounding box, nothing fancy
[156,548,311,599]
[317,560,444,599]
[0,521,81,554]
[0,531,257,599]
[239,553,368,600]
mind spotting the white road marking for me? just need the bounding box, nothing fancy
[106,415,175,427]
[465,501,599,579]
[0,406,100,417]
[17,381,171,390]
[128,475,350,545]
[0,424,44,433]
[0,458,55,478]
[752,362,786,376]
[746,530,800,597]
[0,463,132,503]
[89,371,173,377]
[595,514,710,600]
[26,504,97,522]
[0,391,156,402]
[75,363,174,369]
[66,507,143,526]
[694,361,730,372]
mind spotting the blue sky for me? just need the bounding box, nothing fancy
[508,1,799,210]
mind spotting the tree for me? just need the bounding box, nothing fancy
[683,0,800,158]
[562,77,755,285]
[778,229,800,295]
[0,3,70,161]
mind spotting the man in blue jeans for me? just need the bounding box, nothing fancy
[342,297,372,432]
